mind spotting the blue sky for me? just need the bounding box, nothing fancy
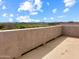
[0,0,79,22]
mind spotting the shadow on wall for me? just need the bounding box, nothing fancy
[18,36,67,59]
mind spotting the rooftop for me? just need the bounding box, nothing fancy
[18,36,79,59]
[0,24,79,59]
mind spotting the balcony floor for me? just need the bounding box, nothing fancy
[18,36,79,59]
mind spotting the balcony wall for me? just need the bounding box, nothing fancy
[0,25,62,59]
[63,25,79,37]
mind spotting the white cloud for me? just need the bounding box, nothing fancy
[43,17,47,20]
[30,12,38,15]
[9,18,13,22]
[9,14,14,17]
[0,0,2,2]
[18,1,32,12]
[16,16,31,22]
[52,9,57,14]
[47,2,50,6]
[64,0,76,7]
[63,8,69,13]
[34,0,42,10]
[2,13,7,17]
[0,0,7,10]
[63,0,76,13]
[58,15,65,18]
[2,5,6,10]
[50,17,54,20]
[16,15,41,22]
[2,13,14,17]
[18,0,42,15]
[31,19,40,22]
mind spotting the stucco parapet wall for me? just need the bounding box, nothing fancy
[0,25,62,32]
[0,25,62,59]
[63,25,79,37]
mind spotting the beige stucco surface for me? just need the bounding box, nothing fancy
[18,36,66,59]
[63,25,79,37]
[18,36,79,59]
[43,36,79,59]
[0,25,62,59]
